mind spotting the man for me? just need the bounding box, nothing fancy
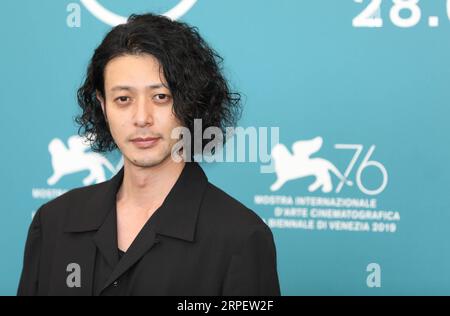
[17,13,280,296]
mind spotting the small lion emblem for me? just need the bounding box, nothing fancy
[270,137,353,192]
[47,135,117,186]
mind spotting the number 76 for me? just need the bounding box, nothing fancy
[334,144,388,195]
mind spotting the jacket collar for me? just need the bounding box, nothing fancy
[63,161,208,242]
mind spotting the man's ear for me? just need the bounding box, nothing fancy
[95,90,107,121]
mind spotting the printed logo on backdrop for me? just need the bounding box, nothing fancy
[79,0,197,26]
[31,135,123,217]
[255,136,400,234]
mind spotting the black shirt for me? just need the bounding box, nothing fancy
[17,162,281,296]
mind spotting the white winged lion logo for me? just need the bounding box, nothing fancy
[270,137,353,192]
[47,135,118,186]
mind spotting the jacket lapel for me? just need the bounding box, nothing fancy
[92,207,119,269]
[96,161,209,294]
[98,224,159,294]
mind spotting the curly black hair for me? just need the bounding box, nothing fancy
[75,13,242,155]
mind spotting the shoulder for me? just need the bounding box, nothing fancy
[202,182,266,227]
[34,181,107,228]
[197,182,274,248]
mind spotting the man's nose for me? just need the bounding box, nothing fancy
[134,96,154,127]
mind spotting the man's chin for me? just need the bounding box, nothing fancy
[126,152,173,168]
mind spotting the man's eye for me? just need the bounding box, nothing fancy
[115,96,130,104]
[153,94,171,103]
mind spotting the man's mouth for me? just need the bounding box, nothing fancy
[130,137,161,149]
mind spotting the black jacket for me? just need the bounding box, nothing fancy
[17,162,281,296]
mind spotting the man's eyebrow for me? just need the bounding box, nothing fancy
[110,84,168,92]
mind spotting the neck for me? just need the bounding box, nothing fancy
[117,156,186,211]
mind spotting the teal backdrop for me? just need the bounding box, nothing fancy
[1,0,449,295]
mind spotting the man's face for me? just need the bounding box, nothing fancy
[97,53,182,168]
